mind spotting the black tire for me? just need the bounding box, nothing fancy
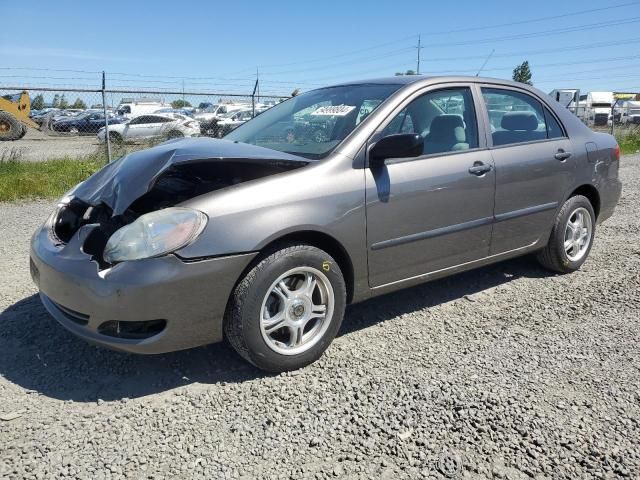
[225,244,347,372]
[536,195,596,273]
[108,131,123,144]
[166,130,184,139]
[0,112,23,141]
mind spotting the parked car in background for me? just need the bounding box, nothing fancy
[154,107,195,118]
[52,111,126,134]
[97,113,200,143]
[50,109,85,123]
[197,102,214,111]
[31,76,621,372]
[194,103,249,135]
[215,109,255,137]
[621,100,640,125]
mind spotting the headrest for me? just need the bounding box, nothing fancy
[429,114,466,142]
[501,112,538,131]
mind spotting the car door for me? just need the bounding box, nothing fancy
[125,116,152,139]
[145,115,171,138]
[365,85,496,288]
[479,86,573,254]
[86,113,105,133]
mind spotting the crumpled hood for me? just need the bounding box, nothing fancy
[71,137,309,215]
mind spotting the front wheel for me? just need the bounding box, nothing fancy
[225,244,346,372]
[536,195,596,273]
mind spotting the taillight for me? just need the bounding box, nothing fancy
[614,144,621,161]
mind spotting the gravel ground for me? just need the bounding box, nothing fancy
[0,129,98,162]
[0,155,639,479]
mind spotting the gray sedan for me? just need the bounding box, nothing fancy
[30,76,622,372]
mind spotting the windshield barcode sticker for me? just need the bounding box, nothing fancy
[310,105,356,116]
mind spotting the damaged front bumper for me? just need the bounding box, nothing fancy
[30,224,257,354]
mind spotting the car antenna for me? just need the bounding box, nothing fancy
[475,49,495,77]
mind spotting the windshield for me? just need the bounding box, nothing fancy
[225,84,402,159]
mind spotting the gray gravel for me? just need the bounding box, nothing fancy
[0,129,98,162]
[1,155,639,479]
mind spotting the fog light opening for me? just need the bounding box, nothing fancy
[98,319,167,340]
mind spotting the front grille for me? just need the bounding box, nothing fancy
[50,300,90,326]
[594,113,608,125]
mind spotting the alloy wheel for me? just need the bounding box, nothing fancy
[564,207,592,262]
[259,267,334,355]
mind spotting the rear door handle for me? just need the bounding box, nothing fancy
[468,162,492,176]
[554,150,572,161]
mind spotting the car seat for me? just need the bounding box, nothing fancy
[424,114,469,154]
[492,112,545,145]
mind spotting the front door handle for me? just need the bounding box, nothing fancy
[468,162,492,176]
[554,149,572,161]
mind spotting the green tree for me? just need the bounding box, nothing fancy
[71,98,87,109]
[512,60,533,85]
[51,94,60,108]
[59,94,69,109]
[31,94,45,110]
[171,99,192,109]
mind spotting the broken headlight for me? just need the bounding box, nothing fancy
[103,207,207,263]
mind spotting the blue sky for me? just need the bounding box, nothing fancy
[1,0,640,98]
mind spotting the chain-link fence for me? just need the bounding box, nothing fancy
[1,83,289,163]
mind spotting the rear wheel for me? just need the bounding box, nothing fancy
[108,131,123,144]
[166,130,184,139]
[225,244,346,372]
[536,195,595,273]
[0,112,23,141]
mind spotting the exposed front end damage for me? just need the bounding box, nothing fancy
[30,138,309,352]
[53,138,310,268]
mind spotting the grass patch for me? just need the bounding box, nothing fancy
[0,155,103,202]
[615,127,640,155]
[0,139,168,202]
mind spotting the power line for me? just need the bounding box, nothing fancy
[420,0,640,36]
[221,0,639,73]
[421,37,640,63]
[424,17,640,49]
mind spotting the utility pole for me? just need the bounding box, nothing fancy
[416,34,424,74]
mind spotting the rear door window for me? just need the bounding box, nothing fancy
[482,88,563,146]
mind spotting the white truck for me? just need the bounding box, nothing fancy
[620,100,640,125]
[549,89,580,112]
[116,99,170,119]
[583,91,614,127]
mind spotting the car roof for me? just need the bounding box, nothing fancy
[323,75,536,90]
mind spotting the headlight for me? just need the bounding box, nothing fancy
[103,208,207,263]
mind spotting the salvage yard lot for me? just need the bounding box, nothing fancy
[0,156,638,479]
[0,129,98,162]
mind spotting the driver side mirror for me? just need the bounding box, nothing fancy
[369,133,424,168]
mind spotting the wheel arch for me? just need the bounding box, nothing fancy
[568,184,601,219]
[246,230,355,304]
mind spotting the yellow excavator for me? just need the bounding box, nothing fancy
[0,91,38,141]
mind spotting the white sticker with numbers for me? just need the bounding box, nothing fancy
[310,105,356,116]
